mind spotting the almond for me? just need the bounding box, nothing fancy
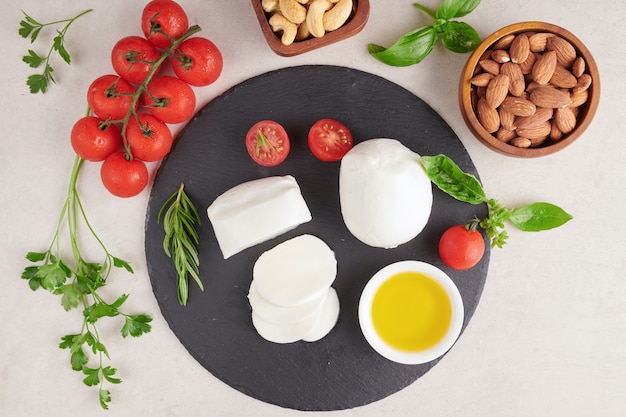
[518,51,537,75]
[492,33,515,50]
[470,72,494,87]
[485,74,510,108]
[531,50,557,84]
[529,85,572,108]
[550,65,577,88]
[491,49,510,63]
[499,106,516,130]
[528,32,554,52]
[546,36,577,67]
[550,120,564,141]
[500,62,525,96]
[510,136,532,148]
[509,33,530,63]
[514,107,553,130]
[573,74,592,93]
[555,107,577,133]
[572,57,586,78]
[476,98,500,133]
[517,120,551,140]
[496,126,517,142]
[479,59,501,76]
[500,96,536,116]
[569,88,588,108]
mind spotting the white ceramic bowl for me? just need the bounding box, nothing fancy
[358,260,464,364]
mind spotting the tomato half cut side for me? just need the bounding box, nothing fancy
[308,118,353,162]
[245,120,290,167]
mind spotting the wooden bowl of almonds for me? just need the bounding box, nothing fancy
[459,22,600,157]
[251,0,369,57]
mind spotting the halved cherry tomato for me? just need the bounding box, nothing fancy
[245,120,290,167]
[87,75,136,121]
[100,152,149,198]
[126,114,173,162]
[142,0,189,49]
[143,75,196,124]
[438,224,485,270]
[171,37,223,86]
[111,36,161,85]
[71,116,122,162]
[308,118,353,162]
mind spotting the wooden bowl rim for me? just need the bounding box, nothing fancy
[459,21,601,158]
[251,0,370,57]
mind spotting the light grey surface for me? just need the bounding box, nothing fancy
[1,1,624,416]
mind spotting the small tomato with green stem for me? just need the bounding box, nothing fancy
[87,74,137,121]
[142,0,189,48]
[143,75,196,124]
[111,36,161,85]
[70,116,122,162]
[171,37,223,86]
[439,222,485,270]
[125,113,173,162]
[100,152,149,198]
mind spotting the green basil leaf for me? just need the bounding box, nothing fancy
[436,0,481,19]
[421,154,486,204]
[508,202,573,231]
[440,21,482,53]
[368,26,437,67]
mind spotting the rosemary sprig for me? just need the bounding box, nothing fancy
[158,183,203,305]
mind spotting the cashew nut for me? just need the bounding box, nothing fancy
[269,13,298,45]
[296,20,311,41]
[279,0,307,24]
[262,0,279,13]
[306,0,332,38]
[323,0,353,32]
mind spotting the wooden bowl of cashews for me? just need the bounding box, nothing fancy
[251,0,370,56]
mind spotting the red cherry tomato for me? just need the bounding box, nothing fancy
[143,76,196,124]
[87,75,136,121]
[171,37,223,86]
[438,224,485,270]
[100,152,149,198]
[141,0,189,49]
[70,116,122,162]
[308,118,353,162]
[126,113,173,162]
[245,120,290,167]
[111,36,161,85]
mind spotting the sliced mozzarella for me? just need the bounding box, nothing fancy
[302,287,340,342]
[339,138,433,249]
[247,280,327,325]
[206,175,312,259]
[253,234,337,307]
[251,310,319,344]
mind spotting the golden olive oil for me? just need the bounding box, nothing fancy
[371,271,452,351]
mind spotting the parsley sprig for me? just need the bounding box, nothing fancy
[19,9,93,94]
[22,156,152,409]
[158,183,203,306]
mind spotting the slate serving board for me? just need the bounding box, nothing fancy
[145,65,490,411]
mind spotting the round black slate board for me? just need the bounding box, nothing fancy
[145,65,490,411]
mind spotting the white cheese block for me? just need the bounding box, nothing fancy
[206,175,312,259]
[253,234,337,307]
[247,280,327,325]
[339,138,433,249]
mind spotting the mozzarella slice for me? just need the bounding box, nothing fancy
[206,175,312,259]
[339,138,433,249]
[303,287,340,342]
[251,310,319,344]
[247,280,327,325]
[253,234,337,307]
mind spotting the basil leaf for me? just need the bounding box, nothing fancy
[368,26,437,67]
[421,154,486,204]
[436,0,481,19]
[508,202,573,231]
[440,21,482,53]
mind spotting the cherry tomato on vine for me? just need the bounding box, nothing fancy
[172,37,223,86]
[438,224,485,270]
[70,116,122,162]
[143,76,196,124]
[308,118,353,162]
[100,152,149,198]
[142,0,189,49]
[126,113,173,162]
[87,75,136,121]
[111,36,161,85]
[245,120,290,167]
